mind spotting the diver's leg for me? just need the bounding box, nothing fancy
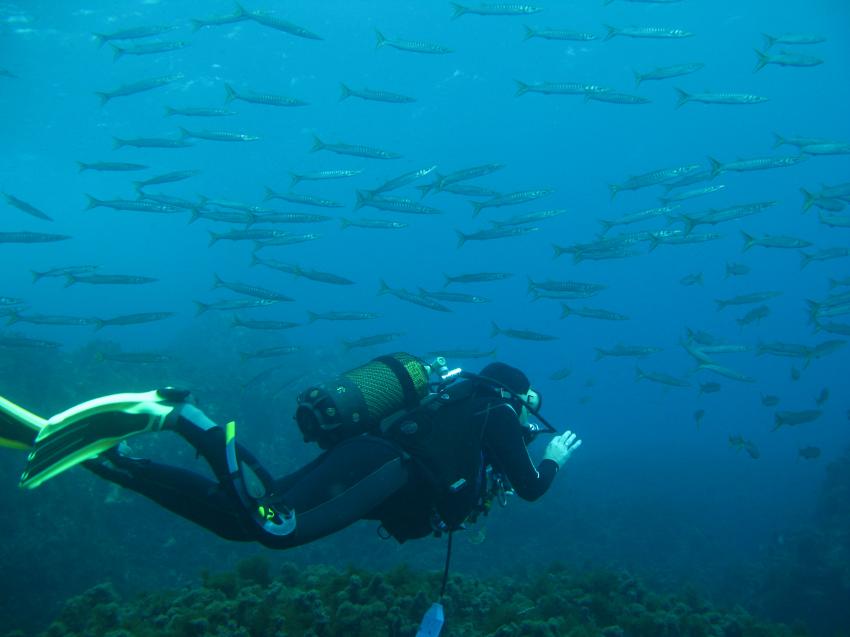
[84,454,251,541]
[258,436,411,549]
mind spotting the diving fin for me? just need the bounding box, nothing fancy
[0,395,47,451]
[20,388,190,490]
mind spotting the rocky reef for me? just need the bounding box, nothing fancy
[3,557,807,637]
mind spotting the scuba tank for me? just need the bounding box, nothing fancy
[295,353,432,449]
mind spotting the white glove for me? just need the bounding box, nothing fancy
[543,430,582,469]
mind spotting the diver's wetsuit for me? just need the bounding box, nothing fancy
[86,393,557,549]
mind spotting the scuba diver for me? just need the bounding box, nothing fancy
[0,353,582,550]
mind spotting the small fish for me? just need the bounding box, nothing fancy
[471,189,553,215]
[515,80,608,97]
[110,40,188,61]
[791,366,802,381]
[528,278,606,294]
[491,321,558,341]
[595,345,662,360]
[365,166,438,196]
[356,192,441,214]
[311,135,401,159]
[245,9,323,40]
[757,342,812,359]
[754,49,823,72]
[800,247,850,269]
[675,89,768,108]
[523,27,596,42]
[0,232,69,244]
[180,128,259,142]
[586,92,651,105]
[694,409,705,429]
[164,106,236,117]
[209,229,289,245]
[456,226,538,247]
[240,345,301,362]
[741,231,812,251]
[680,273,703,286]
[444,272,513,286]
[774,410,822,430]
[815,387,829,406]
[194,299,280,315]
[340,218,408,230]
[635,367,691,388]
[0,336,62,349]
[265,188,343,208]
[85,195,181,214]
[2,193,52,221]
[134,170,201,190]
[451,3,542,17]
[549,367,572,381]
[190,9,251,31]
[253,234,322,250]
[800,142,850,156]
[96,74,184,105]
[763,33,826,49]
[375,29,453,54]
[633,63,704,87]
[113,136,192,149]
[77,161,148,172]
[65,274,158,287]
[233,316,300,330]
[605,25,693,40]
[224,83,308,107]
[93,25,180,45]
[290,169,363,187]
[94,312,176,330]
[699,382,721,394]
[213,273,294,302]
[308,311,380,323]
[343,333,405,350]
[6,313,99,327]
[609,164,702,199]
[561,305,629,321]
[725,262,750,278]
[761,395,780,407]
[0,297,24,306]
[378,280,451,313]
[709,155,806,177]
[31,265,98,283]
[715,291,782,310]
[798,446,821,460]
[660,184,725,205]
[697,363,756,383]
[418,288,490,304]
[737,305,770,327]
[339,84,415,104]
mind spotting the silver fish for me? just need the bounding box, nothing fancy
[339,84,416,104]
[311,135,401,159]
[676,89,769,107]
[224,83,308,107]
[96,74,184,105]
[375,29,452,54]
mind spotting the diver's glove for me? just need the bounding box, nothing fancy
[543,430,582,470]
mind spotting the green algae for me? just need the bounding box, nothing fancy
[11,558,807,637]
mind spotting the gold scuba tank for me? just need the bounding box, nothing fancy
[295,352,431,449]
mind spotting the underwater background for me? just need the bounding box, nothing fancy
[1,0,849,635]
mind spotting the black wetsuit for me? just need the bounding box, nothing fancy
[87,387,557,549]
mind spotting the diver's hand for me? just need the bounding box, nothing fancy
[543,430,582,469]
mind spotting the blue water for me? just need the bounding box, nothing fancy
[2,0,849,633]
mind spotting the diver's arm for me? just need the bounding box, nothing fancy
[483,404,557,501]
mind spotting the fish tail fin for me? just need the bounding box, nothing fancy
[84,194,102,210]
[442,273,452,288]
[339,83,352,101]
[354,190,368,210]
[799,251,812,270]
[674,87,690,108]
[288,172,302,187]
[307,311,320,323]
[696,273,704,286]
[560,304,571,319]
[469,201,484,216]
[189,19,205,32]
[208,231,220,247]
[377,279,391,295]
[224,82,238,103]
[490,321,501,338]
[771,131,785,148]
[762,33,776,49]
[607,183,619,201]
[594,348,606,361]
[455,229,468,248]
[111,137,124,149]
[5,311,20,325]
[681,215,697,236]
[708,156,723,177]
[551,243,565,259]
[109,44,123,61]
[212,273,224,289]
[648,235,660,252]
[526,276,535,295]
[514,79,529,97]
[598,219,614,235]
[194,301,209,316]
[415,184,431,198]
[603,24,618,41]
[753,49,769,72]
[800,187,816,212]
[96,91,111,106]
[93,33,108,47]
[339,217,351,229]
[163,106,177,117]
[310,134,325,152]
[374,29,387,48]
[76,161,89,172]
[522,25,535,41]
[188,207,201,224]
[632,68,642,88]
[30,270,44,283]
[635,367,645,382]
[63,275,77,288]
[178,127,191,140]
[451,2,467,18]
[715,299,727,311]
[263,185,276,201]
[772,414,783,431]
[740,230,755,252]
